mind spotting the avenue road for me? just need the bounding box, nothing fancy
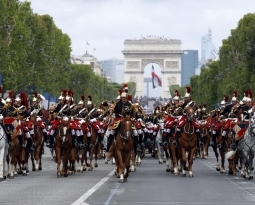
[1,147,255,205]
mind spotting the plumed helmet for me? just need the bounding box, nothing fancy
[78,95,85,105]
[15,94,21,102]
[173,90,180,101]
[184,86,191,98]
[66,90,72,101]
[242,90,248,102]
[123,83,128,92]
[231,91,238,102]
[220,95,228,105]
[58,90,66,100]
[127,94,132,102]
[5,91,13,103]
[198,106,202,112]
[20,92,28,109]
[202,104,206,111]
[247,91,253,102]
[116,89,123,100]
[87,95,93,105]
[121,92,127,98]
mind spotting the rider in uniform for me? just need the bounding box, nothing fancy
[173,86,203,146]
[106,92,132,152]
[219,91,238,149]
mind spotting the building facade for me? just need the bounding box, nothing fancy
[181,50,198,86]
[115,63,125,84]
[71,52,105,77]
[100,59,124,83]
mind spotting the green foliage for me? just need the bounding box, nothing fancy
[0,0,124,107]
[190,13,255,110]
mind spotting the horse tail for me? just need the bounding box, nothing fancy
[225,150,236,160]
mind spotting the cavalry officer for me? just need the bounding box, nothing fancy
[106,92,132,152]
[173,86,203,146]
[30,92,48,144]
[2,91,16,146]
[46,90,66,148]
[162,90,180,146]
[219,91,238,149]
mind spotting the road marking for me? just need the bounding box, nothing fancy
[71,169,115,205]
[104,183,121,205]
[200,159,255,201]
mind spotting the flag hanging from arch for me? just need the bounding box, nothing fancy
[151,65,162,89]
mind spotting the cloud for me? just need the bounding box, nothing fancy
[23,0,254,60]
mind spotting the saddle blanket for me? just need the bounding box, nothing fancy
[3,117,19,135]
[230,123,248,140]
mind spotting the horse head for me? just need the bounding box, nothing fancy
[231,104,242,120]
[58,117,70,144]
[120,115,133,140]
[185,107,195,122]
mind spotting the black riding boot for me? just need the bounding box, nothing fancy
[72,135,78,148]
[210,133,217,147]
[135,136,142,152]
[162,132,170,146]
[18,134,23,149]
[172,130,181,146]
[106,134,113,152]
[42,132,48,144]
[230,140,239,151]
[48,135,54,148]
[6,133,13,147]
[196,132,203,147]
[79,135,86,150]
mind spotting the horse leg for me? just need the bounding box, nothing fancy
[164,147,171,172]
[181,148,186,177]
[124,151,132,181]
[94,143,99,168]
[31,151,36,171]
[219,150,226,174]
[55,147,61,177]
[130,149,136,172]
[116,149,125,183]
[0,146,5,181]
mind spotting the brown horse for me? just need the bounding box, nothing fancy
[197,121,210,159]
[84,125,100,171]
[55,118,72,177]
[179,107,197,177]
[29,116,43,172]
[115,113,134,183]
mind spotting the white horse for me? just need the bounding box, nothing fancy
[226,115,255,180]
[0,119,8,181]
[155,119,166,164]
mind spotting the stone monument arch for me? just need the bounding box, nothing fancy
[122,36,182,98]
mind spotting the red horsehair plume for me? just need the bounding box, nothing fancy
[123,84,128,90]
[127,94,132,101]
[175,90,179,97]
[118,89,123,95]
[88,95,92,101]
[8,91,13,99]
[62,90,67,97]
[33,92,38,98]
[233,91,237,97]
[67,90,72,97]
[244,90,248,97]
[186,86,191,94]
[21,92,28,109]
[248,90,253,98]
[224,95,229,102]
[80,95,85,101]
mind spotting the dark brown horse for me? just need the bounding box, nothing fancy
[55,118,72,177]
[179,107,197,177]
[115,113,134,183]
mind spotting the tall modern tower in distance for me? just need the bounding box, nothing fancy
[196,29,218,75]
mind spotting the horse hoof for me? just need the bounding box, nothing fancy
[32,168,35,172]
[174,172,179,176]
[9,175,14,179]
[105,161,108,164]
[159,161,163,164]
[119,179,124,183]
[83,168,86,171]
[14,173,19,177]
[17,171,23,175]
[166,169,170,172]
[23,173,27,176]
[228,171,233,175]
[182,174,186,177]
[57,174,61,178]
[64,174,68,177]
[189,174,193,177]
[94,164,98,168]
[88,167,93,171]
[170,169,174,173]
[26,170,29,173]
[163,160,166,163]
[216,168,220,172]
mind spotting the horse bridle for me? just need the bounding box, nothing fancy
[119,120,133,140]
[58,126,69,144]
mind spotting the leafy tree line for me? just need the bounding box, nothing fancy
[0,0,135,106]
[190,13,255,110]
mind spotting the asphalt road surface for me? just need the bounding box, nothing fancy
[1,146,255,205]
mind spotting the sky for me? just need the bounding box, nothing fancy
[23,0,255,61]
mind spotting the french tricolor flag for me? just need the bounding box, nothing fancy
[151,65,162,89]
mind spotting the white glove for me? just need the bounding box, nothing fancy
[90,118,96,123]
[36,117,42,122]
[79,119,85,124]
[138,118,142,122]
[0,114,3,120]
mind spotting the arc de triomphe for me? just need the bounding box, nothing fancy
[122,36,182,98]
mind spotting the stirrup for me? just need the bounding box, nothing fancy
[172,140,177,146]
[74,142,79,148]
[162,141,168,146]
